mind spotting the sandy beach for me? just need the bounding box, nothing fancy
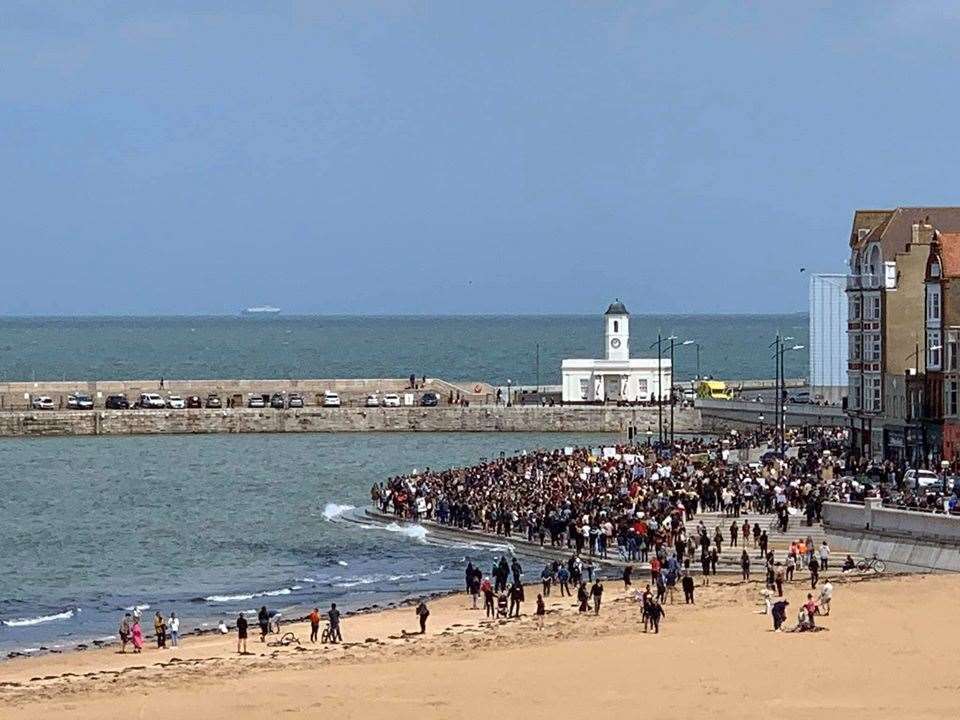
[2,571,957,719]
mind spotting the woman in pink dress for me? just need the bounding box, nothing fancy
[131,619,144,653]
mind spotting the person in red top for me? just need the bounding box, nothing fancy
[803,593,819,628]
[650,556,661,582]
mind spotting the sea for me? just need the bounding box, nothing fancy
[0,314,807,654]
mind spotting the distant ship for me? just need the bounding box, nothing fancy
[242,305,281,316]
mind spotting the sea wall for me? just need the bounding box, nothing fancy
[822,500,960,572]
[0,406,701,438]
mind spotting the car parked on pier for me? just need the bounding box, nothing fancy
[382,393,401,407]
[205,394,222,408]
[105,394,130,409]
[270,393,286,409]
[136,393,166,409]
[420,392,439,407]
[185,395,202,409]
[365,394,380,407]
[322,391,341,408]
[67,393,94,410]
[166,395,185,409]
[247,395,266,408]
[31,396,55,410]
[287,393,304,408]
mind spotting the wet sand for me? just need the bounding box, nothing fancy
[2,572,957,719]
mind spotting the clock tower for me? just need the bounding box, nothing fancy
[603,299,629,361]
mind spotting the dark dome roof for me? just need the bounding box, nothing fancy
[604,300,629,315]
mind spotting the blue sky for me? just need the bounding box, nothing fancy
[2,1,958,315]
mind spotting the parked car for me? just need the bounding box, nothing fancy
[247,395,266,409]
[383,393,401,407]
[322,391,341,408]
[166,395,185,409]
[270,393,286,409]
[67,393,94,410]
[365,394,380,407]
[205,394,222,408]
[185,395,203,409]
[788,390,811,404]
[136,393,166,409]
[904,468,941,489]
[287,393,304,408]
[31,396,55,410]
[420,392,439,407]
[105,394,130,409]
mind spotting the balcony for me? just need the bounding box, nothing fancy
[846,275,861,290]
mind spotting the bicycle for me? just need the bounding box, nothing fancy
[855,555,886,574]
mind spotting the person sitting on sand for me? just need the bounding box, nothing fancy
[842,555,856,572]
[416,600,430,634]
[236,612,248,654]
[118,613,131,653]
[131,618,143,653]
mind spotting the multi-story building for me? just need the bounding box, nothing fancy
[808,273,848,404]
[845,207,960,464]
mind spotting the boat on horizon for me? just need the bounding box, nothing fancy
[242,306,281,316]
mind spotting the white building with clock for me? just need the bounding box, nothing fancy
[560,300,671,403]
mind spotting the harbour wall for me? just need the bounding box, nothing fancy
[822,500,960,572]
[697,398,846,430]
[0,406,701,438]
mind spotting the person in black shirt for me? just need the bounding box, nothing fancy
[577,582,589,613]
[328,603,342,643]
[682,572,695,604]
[258,606,269,642]
[590,579,604,615]
[236,613,248,655]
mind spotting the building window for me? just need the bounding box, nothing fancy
[947,380,959,416]
[865,376,881,412]
[849,334,862,361]
[848,380,861,410]
[927,329,942,370]
[864,295,880,321]
[864,333,881,362]
[613,320,618,333]
[579,378,589,401]
[850,296,862,320]
[926,284,941,324]
[948,331,959,372]
[932,261,942,278]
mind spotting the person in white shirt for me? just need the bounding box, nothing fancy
[818,581,833,615]
[819,541,831,570]
[169,611,180,647]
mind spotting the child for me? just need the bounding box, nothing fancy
[535,594,545,630]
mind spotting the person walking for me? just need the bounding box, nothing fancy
[557,565,571,596]
[131,618,143,653]
[309,607,321,643]
[682,572,695,604]
[236,612,248,654]
[623,565,633,590]
[168,611,180,647]
[118,613,132,653]
[590,579,604,615]
[647,598,665,634]
[819,541,831,571]
[577,582,589,613]
[482,577,495,618]
[740,549,751,580]
[258,606,270,642]
[808,555,820,589]
[508,581,524,617]
[327,603,342,643]
[535,594,545,630]
[415,600,430,634]
[154,611,167,649]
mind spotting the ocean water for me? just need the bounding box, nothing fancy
[0,432,617,655]
[0,314,808,384]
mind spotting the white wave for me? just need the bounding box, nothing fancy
[3,608,79,627]
[297,577,316,583]
[205,587,293,603]
[124,604,150,611]
[334,565,446,588]
[322,503,355,521]
[362,522,429,543]
[337,560,349,567]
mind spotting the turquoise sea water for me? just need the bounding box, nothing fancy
[0,314,808,383]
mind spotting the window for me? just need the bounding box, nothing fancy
[637,379,648,395]
[850,296,862,320]
[849,334,862,361]
[848,380,861,410]
[613,320,618,333]
[947,380,959,417]
[927,329,942,370]
[932,261,942,278]
[926,284,941,324]
[948,331,959,372]
[865,376,882,412]
[579,378,589,401]
[862,295,881,321]
[864,333,881,362]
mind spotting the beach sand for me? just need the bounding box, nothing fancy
[2,572,957,719]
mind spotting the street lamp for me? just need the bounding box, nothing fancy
[646,428,653,446]
[666,337,696,445]
[506,378,512,407]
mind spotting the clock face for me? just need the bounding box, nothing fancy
[610,338,621,349]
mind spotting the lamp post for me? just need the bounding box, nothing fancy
[649,333,664,444]
[758,412,764,446]
[769,338,803,454]
[666,338,696,445]
[506,378,512,407]
[646,428,653,446]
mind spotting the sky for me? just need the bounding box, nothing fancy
[2,1,960,315]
